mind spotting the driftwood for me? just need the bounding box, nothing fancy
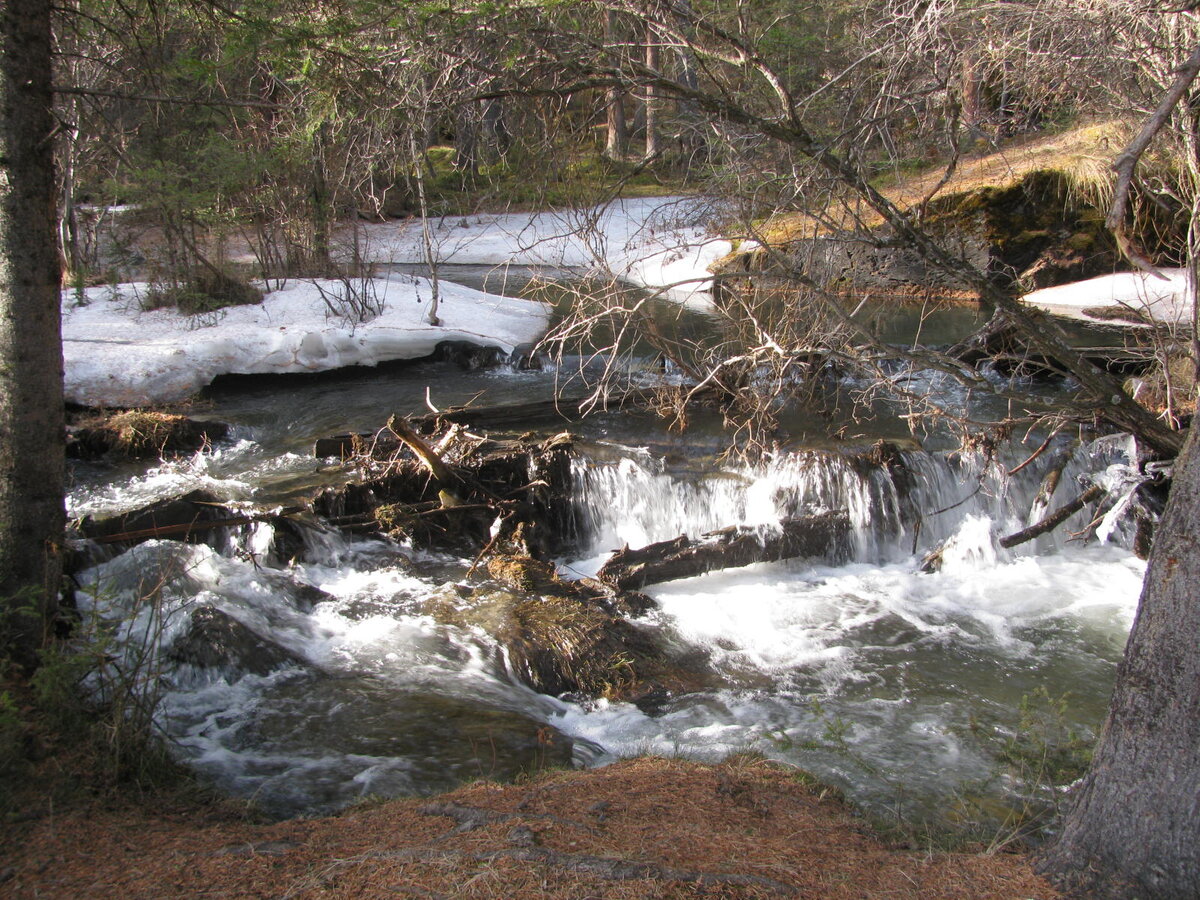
[596,512,851,591]
[999,484,1105,549]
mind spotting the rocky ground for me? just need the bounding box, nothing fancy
[0,756,1059,899]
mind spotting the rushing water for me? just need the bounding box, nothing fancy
[68,269,1146,828]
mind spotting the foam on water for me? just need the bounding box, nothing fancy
[72,431,1147,820]
[68,440,323,518]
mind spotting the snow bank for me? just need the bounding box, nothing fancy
[63,196,722,407]
[62,275,550,407]
[353,196,731,301]
[1022,269,1194,325]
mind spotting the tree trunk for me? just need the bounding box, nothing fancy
[961,52,983,138]
[310,121,332,271]
[604,10,628,160]
[1039,420,1200,898]
[643,22,660,160]
[0,0,65,663]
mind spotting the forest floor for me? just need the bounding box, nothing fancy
[0,755,1060,899]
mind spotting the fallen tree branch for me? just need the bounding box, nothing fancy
[1108,41,1200,274]
[999,484,1106,549]
[386,414,457,484]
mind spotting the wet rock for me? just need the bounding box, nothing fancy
[230,675,577,818]
[77,490,237,550]
[423,556,711,704]
[167,606,308,677]
[67,410,229,459]
[433,339,506,371]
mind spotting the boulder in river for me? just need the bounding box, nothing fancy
[423,555,712,705]
[167,605,309,678]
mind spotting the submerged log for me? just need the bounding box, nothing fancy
[596,512,851,591]
[312,390,659,458]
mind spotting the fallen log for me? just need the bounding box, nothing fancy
[596,512,851,591]
[999,484,1105,549]
[89,512,279,545]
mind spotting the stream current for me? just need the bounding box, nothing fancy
[68,266,1144,827]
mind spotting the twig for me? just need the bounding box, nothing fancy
[1007,426,1062,478]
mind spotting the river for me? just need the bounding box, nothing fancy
[67,265,1145,835]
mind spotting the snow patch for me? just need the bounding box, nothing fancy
[62,275,550,406]
[1022,269,1194,325]
[350,196,730,302]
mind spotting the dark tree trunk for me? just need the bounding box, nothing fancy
[604,10,628,160]
[0,0,65,662]
[310,121,332,270]
[1039,421,1200,898]
[643,22,660,160]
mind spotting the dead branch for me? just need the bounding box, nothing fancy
[1108,41,1200,274]
[385,414,458,484]
[999,484,1106,549]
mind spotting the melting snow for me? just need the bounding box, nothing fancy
[1022,268,1194,325]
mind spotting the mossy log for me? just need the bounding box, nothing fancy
[596,511,851,591]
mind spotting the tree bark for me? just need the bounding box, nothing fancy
[0,0,65,662]
[1039,420,1200,898]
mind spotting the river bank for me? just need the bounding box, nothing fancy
[0,755,1058,899]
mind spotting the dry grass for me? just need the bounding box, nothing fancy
[0,756,1060,899]
[884,121,1131,210]
[756,120,1132,245]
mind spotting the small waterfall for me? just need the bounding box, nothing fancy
[571,436,1141,567]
